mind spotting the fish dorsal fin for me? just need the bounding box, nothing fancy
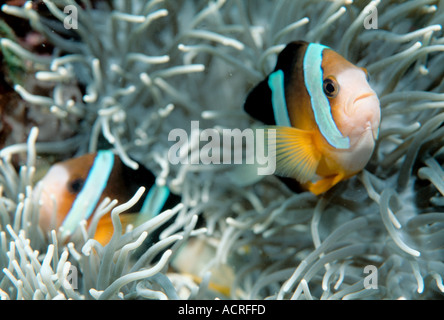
[243,75,276,125]
[244,41,308,126]
[266,126,321,184]
[303,43,350,149]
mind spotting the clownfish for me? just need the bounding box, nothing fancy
[35,150,178,245]
[244,41,381,195]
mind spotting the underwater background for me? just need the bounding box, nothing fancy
[0,0,443,300]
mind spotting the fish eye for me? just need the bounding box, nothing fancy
[68,178,84,194]
[323,77,339,98]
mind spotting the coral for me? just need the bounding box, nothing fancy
[0,0,443,300]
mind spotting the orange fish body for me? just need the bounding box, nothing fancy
[36,151,174,245]
[244,41,380,195]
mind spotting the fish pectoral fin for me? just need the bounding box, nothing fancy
[304,173,345,195]
[266,126,321,184]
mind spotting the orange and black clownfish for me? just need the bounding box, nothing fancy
[35,150,179,245]
[244,41,381,195]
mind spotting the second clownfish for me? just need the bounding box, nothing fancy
[244,41,381,195]
[36,150,178,245]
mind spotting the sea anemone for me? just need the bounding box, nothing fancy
[0,0,443,300]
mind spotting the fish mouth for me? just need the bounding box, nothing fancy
[348,91,380,140]
[353,92,375,104]
[353,91,379,140]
